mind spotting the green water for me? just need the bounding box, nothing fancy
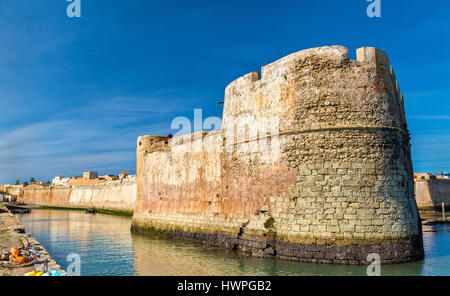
[18,209,450,276]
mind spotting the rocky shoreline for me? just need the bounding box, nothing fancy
[0,203,66,276]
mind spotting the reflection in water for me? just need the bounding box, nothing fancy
[20,210,135,276]
[421,223,450,276]
[18,210,450,276]
[132,233,366,276]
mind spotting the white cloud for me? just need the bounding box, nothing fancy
[409,115,450,120]
[0,95,196,184]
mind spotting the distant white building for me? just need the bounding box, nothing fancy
[3,195,17,202]
[119,172,129,180]
[52,176,70,186]
[437,172,450,180]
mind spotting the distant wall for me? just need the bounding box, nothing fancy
[69,178,106,186]
[70,177,136,213]
[415,178,450,210]
[0,177,136,214]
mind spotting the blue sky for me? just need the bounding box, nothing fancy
[0,0,449,184]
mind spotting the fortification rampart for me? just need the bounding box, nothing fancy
[0,177,136,214]
[132,46,424,265]
[415,177,450,211]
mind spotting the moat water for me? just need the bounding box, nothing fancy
[18,209,450,276]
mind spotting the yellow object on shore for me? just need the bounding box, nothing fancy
[10,247,19,257]
[11,256,26,263]
[10,247,27,264]
[24,271,43,276]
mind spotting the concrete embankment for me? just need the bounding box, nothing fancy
[0,203,65,276]
[0,177,136,215]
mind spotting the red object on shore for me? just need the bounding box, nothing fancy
[168,134,173,139]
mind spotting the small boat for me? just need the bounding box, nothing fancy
[10,208,32,214]
[85,208,96,214]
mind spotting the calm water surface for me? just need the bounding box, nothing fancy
[18,209,450,276]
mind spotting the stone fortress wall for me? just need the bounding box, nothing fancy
[415,174,450,211]
[131,46,424,264]
[0,177,136,214]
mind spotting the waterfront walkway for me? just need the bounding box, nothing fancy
[0,203,65,276]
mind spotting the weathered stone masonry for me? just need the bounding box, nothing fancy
[132,46,424,264]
